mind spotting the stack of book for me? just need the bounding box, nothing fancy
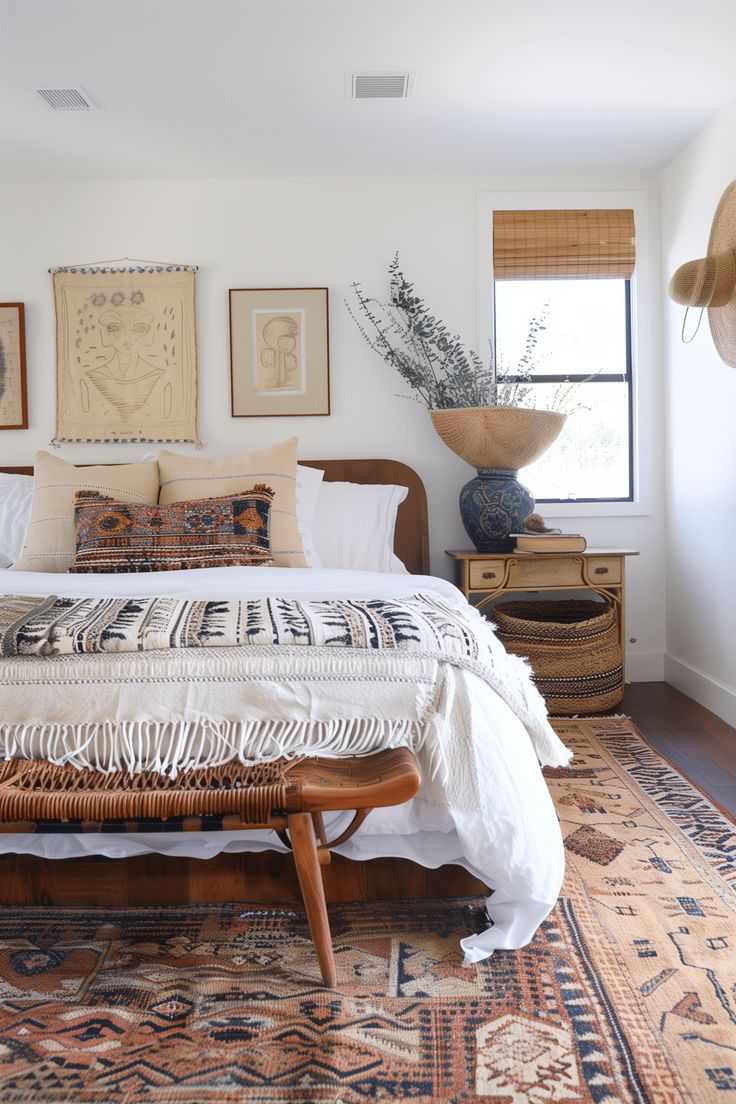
[511,532,587,553]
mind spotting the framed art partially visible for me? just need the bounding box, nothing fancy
[0,303,28,430]
[230,287,330,417]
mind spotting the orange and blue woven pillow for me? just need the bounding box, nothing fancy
[70,486,274,573]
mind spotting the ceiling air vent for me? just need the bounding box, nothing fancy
[35,87,96,111]
[351,72,412,99]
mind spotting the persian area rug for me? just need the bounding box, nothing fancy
[0,717,734,1104]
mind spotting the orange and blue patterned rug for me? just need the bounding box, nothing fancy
[0,716,734,1102]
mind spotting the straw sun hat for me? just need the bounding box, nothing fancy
[669,179,736,367]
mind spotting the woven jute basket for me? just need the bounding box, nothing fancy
[494,598,623,715]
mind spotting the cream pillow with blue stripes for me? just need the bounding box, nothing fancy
[158,437,306,568]
[11,452,160,574]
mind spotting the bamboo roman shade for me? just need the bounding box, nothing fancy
[493,209,635,280]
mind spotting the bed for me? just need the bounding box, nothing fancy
[0,455,570,964]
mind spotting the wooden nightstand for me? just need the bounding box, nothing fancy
[446,548,639,680]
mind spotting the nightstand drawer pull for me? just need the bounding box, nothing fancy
[593,566,609,575]
[482,570,497,579]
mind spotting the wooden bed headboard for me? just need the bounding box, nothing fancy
[1,458,430,576]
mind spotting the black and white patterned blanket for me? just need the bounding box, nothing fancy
[0,593,482,662]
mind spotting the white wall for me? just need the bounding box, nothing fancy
[661,101,736,724]
[0,172,664,678]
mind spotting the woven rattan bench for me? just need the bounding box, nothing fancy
[0,748,421,987]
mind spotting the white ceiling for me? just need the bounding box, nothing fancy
[2,0,736,183]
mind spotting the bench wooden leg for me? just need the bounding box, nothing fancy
[288,811,336,987]
[311,810,328,845]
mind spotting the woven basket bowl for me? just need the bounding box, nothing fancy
[430,406,566,470]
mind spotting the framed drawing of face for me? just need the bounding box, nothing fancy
[52,265,199,444]
[229,288,330,417]
[0,303,28,430]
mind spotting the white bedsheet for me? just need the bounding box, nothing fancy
[0,566,569,962]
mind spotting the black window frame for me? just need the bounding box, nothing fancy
[492,278,635,504]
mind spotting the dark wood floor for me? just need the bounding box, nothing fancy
[0,682,733,906]
[620,681,736,816]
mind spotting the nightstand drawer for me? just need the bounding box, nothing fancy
[468,559,506,588]
[503,555,622,589]
[505,557,587,588]
[585,557,622,585]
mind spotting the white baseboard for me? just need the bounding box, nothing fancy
[664,654,736,728]
[625,651,665,682]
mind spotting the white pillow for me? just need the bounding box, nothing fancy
[296,464,324,568]
[311,481,409,573]
[0,472,34,564]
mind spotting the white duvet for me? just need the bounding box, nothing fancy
[0,566,570,962]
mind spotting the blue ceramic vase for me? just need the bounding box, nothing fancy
[459,467,534,552]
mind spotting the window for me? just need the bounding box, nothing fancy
[492,206,635,505]
[494,278,633,501]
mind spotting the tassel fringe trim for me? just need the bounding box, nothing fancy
[0,717,445,782]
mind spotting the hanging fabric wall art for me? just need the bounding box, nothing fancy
[51,264,200,444]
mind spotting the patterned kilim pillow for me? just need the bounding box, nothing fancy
[70,486,274,573]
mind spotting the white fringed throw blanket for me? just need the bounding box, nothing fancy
[0,593,570,776]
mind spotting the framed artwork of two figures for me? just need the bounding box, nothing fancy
[229,287,330,417]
